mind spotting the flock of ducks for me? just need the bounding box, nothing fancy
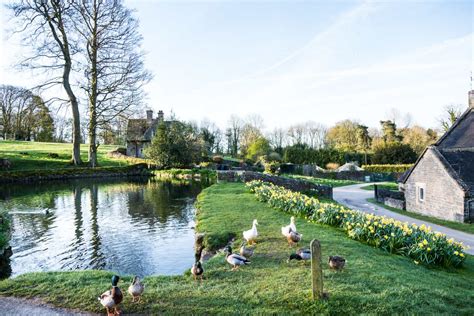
[98,275,144,315]
[98,216,345,315]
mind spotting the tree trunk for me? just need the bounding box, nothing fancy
[87,0,99,168]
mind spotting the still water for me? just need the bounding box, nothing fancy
[0,177,209,278]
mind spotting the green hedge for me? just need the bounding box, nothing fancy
[0,164,151,181]
[362,164,413,173]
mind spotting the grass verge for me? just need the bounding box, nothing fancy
[361,182,399,191]
[0,183,473,314]
[284,174,361,187]
[367,198,474,234]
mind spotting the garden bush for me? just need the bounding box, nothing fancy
[246,180,466,268]
[362,164,413,173]
[372,142,418,164]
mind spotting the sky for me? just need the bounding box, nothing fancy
[0,0,473,131]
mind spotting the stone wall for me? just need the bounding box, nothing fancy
[404,148,466,222]
[217,171,333,199]
[374,186,405,210]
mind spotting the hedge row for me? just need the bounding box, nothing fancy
[0,164,152,182]
[247,180,466,268]
[362,164,413,173]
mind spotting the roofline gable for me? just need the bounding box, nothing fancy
[435,107,473,147]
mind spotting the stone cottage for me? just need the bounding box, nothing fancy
[126,110,164,158]
[401,90,474,223]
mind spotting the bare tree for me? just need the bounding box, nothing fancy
[268,127,286,151]
[386,108,412,129]
[287,124,305,145]
[305,121,326,149]
[228,115,243,157]
[9,0,83,164]
[74,0,152,166]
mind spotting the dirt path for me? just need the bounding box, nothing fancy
[0,296,97,316]
[333,183,474,255]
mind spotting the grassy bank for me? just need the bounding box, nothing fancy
[0,183,472,314]
[284,174,361,187]
[0,140,130,171]
[361,182,398,191]
[367,198,474,234]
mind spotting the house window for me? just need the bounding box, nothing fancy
[416,183,426,203]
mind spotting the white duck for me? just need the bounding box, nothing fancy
[128,276,145,303]
[243,219,258,245]
[224,245,251,270]
[281,216,297,237]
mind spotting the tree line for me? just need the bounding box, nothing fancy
[7,0,151,166]
[144,104,465,168]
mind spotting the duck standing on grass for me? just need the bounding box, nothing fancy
[286,227,302,247]
[128,276,145,303]
[98,275,123,315]
[240,242,254,258]
[281,216,297,237]
[243,219,258,245]
[329,256,346,270]
[225,245,251,271]
[287,248,311,263]
[191,260,204,281]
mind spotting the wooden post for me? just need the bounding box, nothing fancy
[311,239,323,300]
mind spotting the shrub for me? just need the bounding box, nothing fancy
[372,142,418,164]
[326,162,340,170]
[362,164,413,173]
[246,181,467,268]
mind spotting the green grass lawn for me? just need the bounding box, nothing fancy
[361,182,399,191]
[0,140,129,171]
[285,174,361,187]
[367,198,474,235]
[0,182,472,314]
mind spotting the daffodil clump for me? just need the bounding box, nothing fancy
[246,180,467,268]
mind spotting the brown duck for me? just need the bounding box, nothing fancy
[329,256,346,270]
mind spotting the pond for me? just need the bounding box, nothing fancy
[0,177,210,278]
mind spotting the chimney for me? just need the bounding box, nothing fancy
[469,90,474,109]
[158,110,164,122]
[146,110,153,123]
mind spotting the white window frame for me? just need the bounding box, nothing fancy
[416,183,426,203]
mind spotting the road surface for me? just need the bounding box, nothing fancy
[333,183,474,255]
[0,297,96,316]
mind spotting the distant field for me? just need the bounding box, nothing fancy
[0,140,130,171]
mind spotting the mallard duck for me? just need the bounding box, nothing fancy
[243,219,258,245]
[329,256,346,270]
[128,276,144,303]
[288,248,311,262]
[98,275,123,315]
[281,216,297,237]
[286,228,302,247]
[191,260,204,281]
[239,242,254,258]
[224,245,251,271]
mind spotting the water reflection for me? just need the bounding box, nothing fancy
[0,177,208,277]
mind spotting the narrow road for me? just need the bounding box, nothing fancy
[0,297,96,316]
[333,183,474,255]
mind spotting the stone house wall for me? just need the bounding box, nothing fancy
[217,171,333,199]
[404,149,466,222]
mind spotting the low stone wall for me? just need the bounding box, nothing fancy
[375,186,405,210]
[281,169,404,182]
[217,171,333,199]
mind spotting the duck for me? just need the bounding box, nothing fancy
[128,276,145,303]
[287,248,311,262]
[243,219,258,245]
[286,227,302,247]
[281,216,297,237]
[98,275,123,315]
[329,256,346,270]
[191,260,204,281]
[239,242,254,258]
[224,245,251,271]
